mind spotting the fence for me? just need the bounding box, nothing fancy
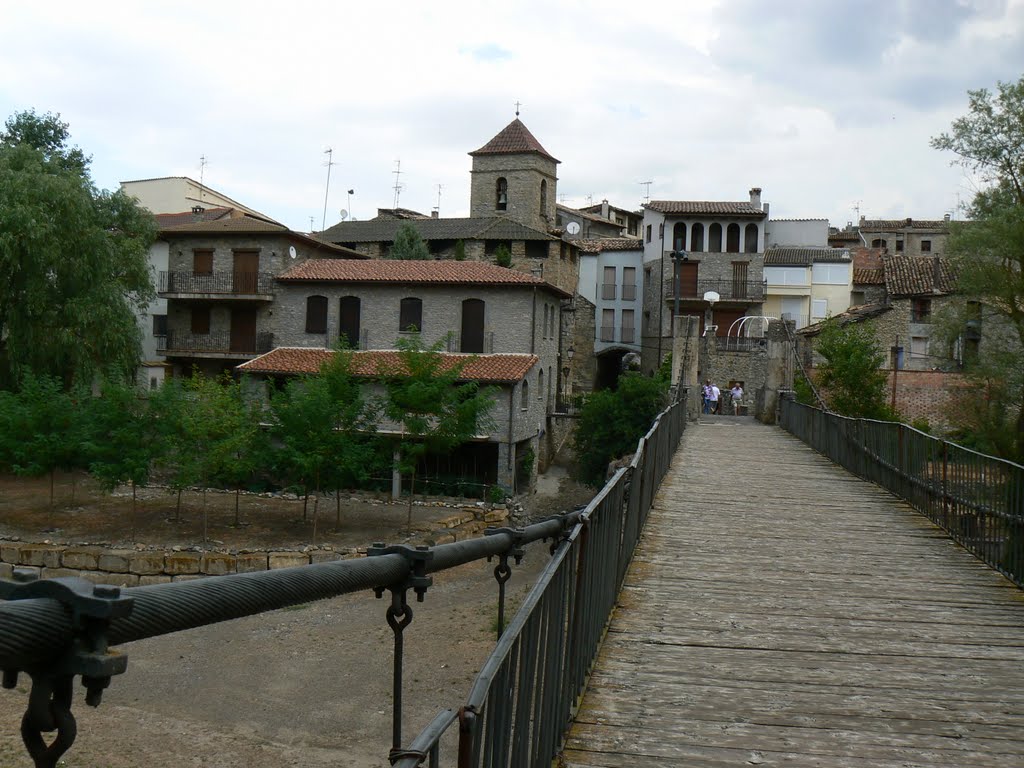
[779,396,1024,587]
[0,394,687,768]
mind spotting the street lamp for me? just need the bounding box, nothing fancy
[670,249,688,333]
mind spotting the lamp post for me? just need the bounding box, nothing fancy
[562,345,575,395]
[670,249,688,335]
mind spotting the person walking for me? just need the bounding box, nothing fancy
[731,382,744,415]
[708,381,720,415]
[702,380,712,414]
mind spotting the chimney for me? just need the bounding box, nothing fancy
[191,205,204,215]
[944,213,951,222]
[762,202,770,218]
[431,210,439,219]
[601,199,610,219]
[749,187,762,208]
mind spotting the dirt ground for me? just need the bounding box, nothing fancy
[0,466,595,767]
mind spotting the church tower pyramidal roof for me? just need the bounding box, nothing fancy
[469,118,560,163]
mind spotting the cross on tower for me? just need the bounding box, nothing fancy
[514,101,522,117]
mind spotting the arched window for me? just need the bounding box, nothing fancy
[709,223,723,251]
[548,365,553,408]
[399,297,422,333]
[871,238,887,249]
[339,296,361,348]
[521,379,529,409]
[305,295,327,334]
[673,222,686,251]
[496,178,508,211]
[540,179,547,217]
[461,298,486,353]
[726,223,741,253]
[744,223,759,253]
[537,368,544,400]
[543,304,549,339]
[691,222,705,252]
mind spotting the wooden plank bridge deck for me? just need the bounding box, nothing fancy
[563,417,1024,767]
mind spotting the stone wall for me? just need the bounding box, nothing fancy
[469,153,558,232]
[0,506,511,586]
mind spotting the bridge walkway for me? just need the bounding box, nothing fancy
[563,417,1024,767]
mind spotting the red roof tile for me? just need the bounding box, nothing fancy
[569,238,644,254]
[645,201,766,217]
[155,208,233,229]
[276,258,570,296]
[883,255,956,297]
[470,119,558,163]
[237,348,538,382]
[853,267,885,285]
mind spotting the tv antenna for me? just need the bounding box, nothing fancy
[852,199,862,221]
[392,159,404,209]
[198,155,208,203]
[638,180,653,204]
[309,216,315,232]
[321,148,335,232]
[434,183,443,216]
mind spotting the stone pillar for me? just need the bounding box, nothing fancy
[758,319,794,424]
[672,315,701,421]
[392,449,402,500]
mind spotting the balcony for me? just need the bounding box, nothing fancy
[621,284,637,301]
[664,278,766,302]
[620,327,636,344]
[599,325,615,342]
[158,331,274,359]
[445,331,495,354]
[601,283,616,300]
[159,271,276,299]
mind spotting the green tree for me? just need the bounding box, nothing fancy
[84,379,158,540]
[0,110,156,388]
[454,239,466,261]
[932,76,1024,459]
[573,373,669,487]
[811,319,894,420]
[382,333,495,527]
[493,244,512,268]
[387,223,430,260]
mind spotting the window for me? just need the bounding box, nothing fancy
[191,305,210,334]
[461,299,486,353]
[540,180,547,216]
[496,178,508,211]
[744,223,759,253]
[709,223,723,251]
[400,297,422,332]
[871,238,887,249]
[764,267,809,286]
[339,296,361,348]
[921,240,932,252]
[305,295,328,334]
[621,310,635,343]
[811,299,828,321]
[673,222,686,251]
[645,224,652,243]
[601,308,615,342]
[542,305,549,339]
[538,368,544,399]
[549,304,556,338]
[910,336,929,359]
[726,223,740,253]
[521,380,529,410]
[895,240,904,252]
[911,298,931,322]
[602,266,616,300]
[622,267,637,300]
[850,290,866,306]
[691,223,705,252]
[152,314,168,337]
[658,223,664,240]
[193,249,213,275]
[812,263,851,285]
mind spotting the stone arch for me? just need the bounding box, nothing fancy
[496,178,508,211]
[540,179,547,217]
[709,223,723,252]
[673,222,686,251]
[744,223,759,253]
[726,223,741,253]
[691,222,705,252]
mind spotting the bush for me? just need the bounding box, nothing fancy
[487,485,506,503]
[493,245,512,268]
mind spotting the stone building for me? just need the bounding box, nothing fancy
[859,216,952,257]
[640,188,769,374]
[238,259,571,492]
[156,217,362,378]
[577,200,644,239]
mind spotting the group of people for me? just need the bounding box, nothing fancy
[702,380,744,416]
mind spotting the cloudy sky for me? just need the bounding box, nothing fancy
[3,0,1022,232]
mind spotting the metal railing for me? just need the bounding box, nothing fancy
[158,330,274,356]
[779,397,1024,587]
[446,332,494,354]
[599,325,615,342]
[396,391,687,767]
[600,283,616,300]
[621,284,637,301]
[158,271,276,295]
[0,394,687,768]
[554,392,586,416]
[715,336,766,352]
[663,278,766,302]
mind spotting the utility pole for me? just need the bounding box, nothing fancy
[321,148,335,232]
[638,180,653,204]
[392,159,404,209]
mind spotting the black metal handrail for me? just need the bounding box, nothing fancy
[779,396,1024,587]
[664,278,766,301]
[395,391,687,767]
[158,330,274,356]
[158,271,276,295]
[0,393,688,768]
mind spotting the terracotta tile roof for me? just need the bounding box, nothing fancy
[155,207,233,229]
[798,303,893,337]
[828,230,861,242]
[276,259,570,296]
[645,200,767,217]
[883,255,956,297]
[851,246,884,270]
[860,218,950,231]
[764,247,850,266]
[237,347,538,382]
[853,267,885,285]
[570,237,644,254]
[159,218,364,257]
[469,118,558,163]
[320,215,556,244]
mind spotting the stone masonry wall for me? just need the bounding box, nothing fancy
[469,153,558,232]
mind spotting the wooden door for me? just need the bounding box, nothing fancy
[714,308,745,337]
[339,296,361,348]
[230,308,258,353]
[233,250,259,293]
[461,299,485,353]
[678,262,698,298]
